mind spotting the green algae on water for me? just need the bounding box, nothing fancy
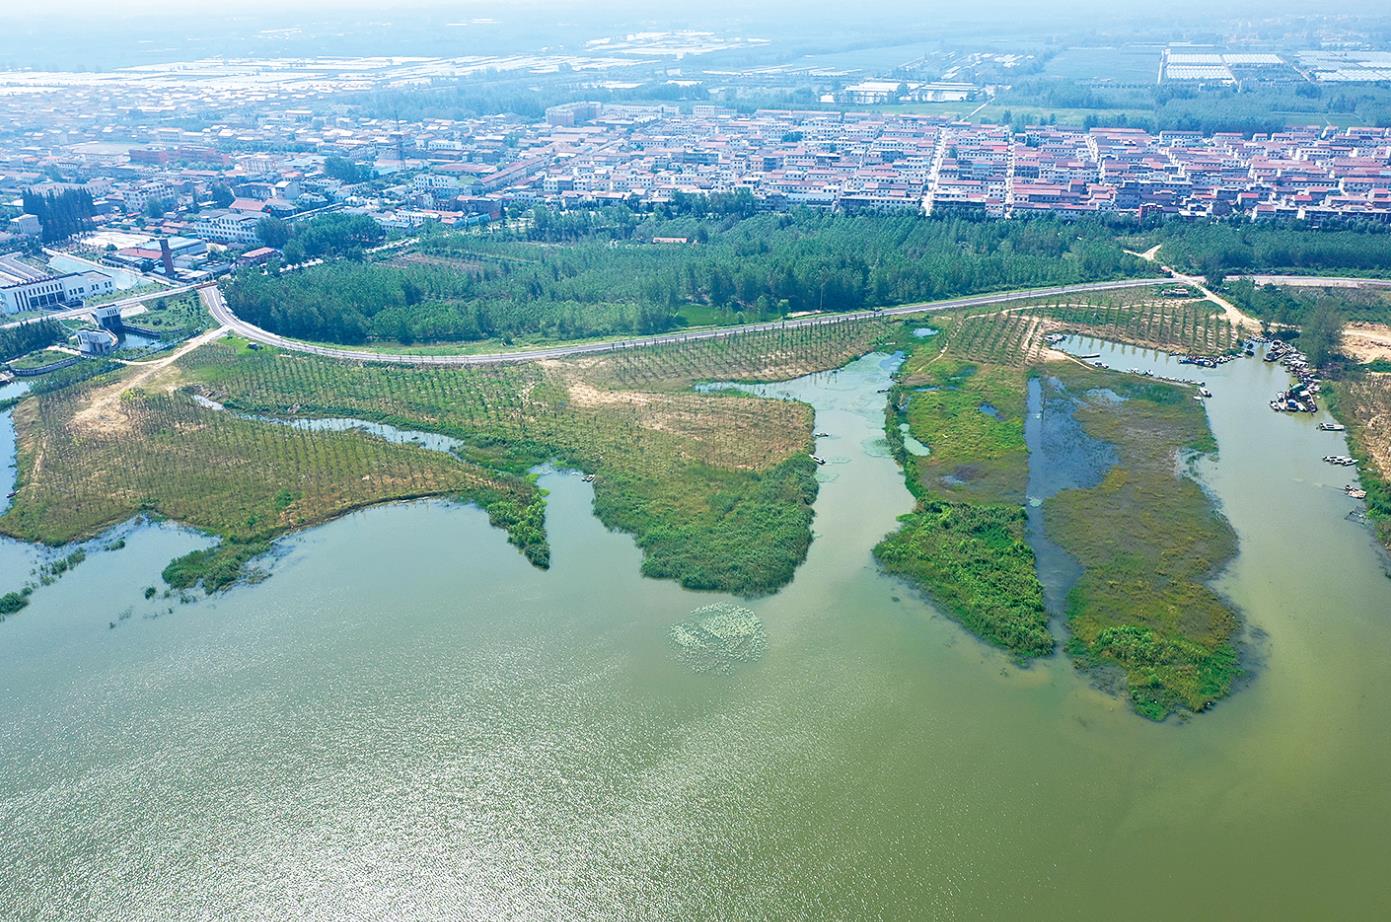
[669,603,767,674]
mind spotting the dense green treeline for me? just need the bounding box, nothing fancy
[997,79,1391,134]
[270,212,386,264]
[1,321,64,364]
[1221,279,1391,330]
[1154,222,1391,279]
[229,211,1154,346]
[21,188,95,243]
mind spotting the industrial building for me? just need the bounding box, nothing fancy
[0,253,115,315]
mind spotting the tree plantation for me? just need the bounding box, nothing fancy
[226,211,1157,346]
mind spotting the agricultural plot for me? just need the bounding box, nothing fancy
[0,379,542,589]
[597,317,895,390]
[939,290,1241,365]
[3,317,892,596]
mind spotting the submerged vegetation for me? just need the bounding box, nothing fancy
[669,602,768,674]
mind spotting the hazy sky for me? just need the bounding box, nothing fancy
[21,0,1391,18]
[7,0,1389,71]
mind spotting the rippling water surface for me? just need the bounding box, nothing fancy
[2,349,1390,919]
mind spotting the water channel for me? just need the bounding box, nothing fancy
[2,348,1390,919]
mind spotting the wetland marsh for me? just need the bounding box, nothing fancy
[3,344,1391,918]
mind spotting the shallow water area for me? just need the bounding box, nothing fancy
[2,346,1391,919]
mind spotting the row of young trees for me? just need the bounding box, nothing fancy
[1,320,64,363]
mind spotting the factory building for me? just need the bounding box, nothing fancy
[0,254,115,315]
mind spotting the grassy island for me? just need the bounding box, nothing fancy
[875,289,1246,718]
[1043,367,1241,719]
[875,355,1053,659]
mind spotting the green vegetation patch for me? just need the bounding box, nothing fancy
[173,329,848,596]
[0,381,546,593]
[876,500,1052,658]
[129,293,215,338]
[1043,366,1240,719]
[898,355,1030,505]
[1324,374,1391,553]
[162,539,272,593]
[0,589,31,618]
[876,347,1051,659]
[597,455,817,595]
[7,349,76,371]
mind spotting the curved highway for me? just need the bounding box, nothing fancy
[202,278,1173,366]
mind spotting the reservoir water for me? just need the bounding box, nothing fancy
[3,348,1391,919]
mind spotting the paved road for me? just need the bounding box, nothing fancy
[202,278,1171,366]
[1236,274,1391,290]
[24,273,1391,367]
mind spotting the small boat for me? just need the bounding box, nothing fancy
[809,455,826,466]
[1345,486,1367,500]
[1317,423,1346,432]
[5,491,16,500]
[1077,353,1102,360]
[1198,387,1213,398]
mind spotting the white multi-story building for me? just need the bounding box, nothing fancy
[121,181,176,214]
[0,264,115,314]
[192,209,262,245]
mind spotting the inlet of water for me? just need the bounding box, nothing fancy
[2,348,1390,919]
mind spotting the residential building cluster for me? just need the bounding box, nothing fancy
[2,97,1390,295]
[476,110,1391,222]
